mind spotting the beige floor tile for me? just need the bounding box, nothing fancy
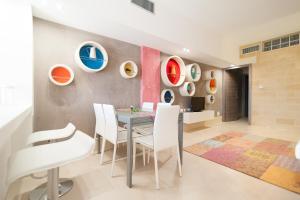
[7,120,300,200]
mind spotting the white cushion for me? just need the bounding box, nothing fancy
[117,130,139,143]
[135,135,154,148]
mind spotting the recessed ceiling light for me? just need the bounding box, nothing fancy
[183,48,190,53]
[227,65,240,70]
[230,64,235,67]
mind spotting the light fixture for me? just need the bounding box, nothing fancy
[227,66,240,70]
[183,48,190,53]
[230,64,235,67]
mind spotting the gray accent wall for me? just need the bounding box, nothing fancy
[33,18,223,136]
[33,18,140,136]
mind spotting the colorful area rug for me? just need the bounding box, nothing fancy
[184,132,300,193]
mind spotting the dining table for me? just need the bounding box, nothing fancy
[115,109,184,188]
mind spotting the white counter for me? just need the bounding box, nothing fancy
[183,110,215,124]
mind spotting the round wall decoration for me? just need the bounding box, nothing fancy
[75,41,108,73]
[161,56,185,87]
[48,64,74,86]
[186,63,201,82]
[120,61,138,79]
[206,79,217,94]
[203,70,215,80]
[179,82,196,96]
[161,89,175,104]
[206,95,215,104]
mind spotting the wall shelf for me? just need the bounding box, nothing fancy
[48,64,74,86]
[161,89,175,104]
[75,41,108,73]
[185,63,201,82]
[183,110,215,124]
[161,56,185,87]
[206,95,215,104]
[120,61,138,79]
[179,82,195,96]
[205,79,217,94]
[203,70,215,80]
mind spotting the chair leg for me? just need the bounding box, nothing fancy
[147,148,151,164]
[143,146,146,166]
[100,138,106,165]
[111,144,117,177]
[177,145,182,177]
[133,141,136,171]
[154,151,159,189]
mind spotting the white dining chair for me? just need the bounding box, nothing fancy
[93,103,105,139]
[141,102,154,112]
[133,105,182,189]
[157,102,171,107]
[101,104,138,176]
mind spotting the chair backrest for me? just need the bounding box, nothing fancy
[63,122,76,136]
[141,102,154,112]
[102,104,118,144]
[157,102,171,107]
[93,103,105,139]
[153,105,180,151]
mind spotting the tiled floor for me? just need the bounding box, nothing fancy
[7,119,300,200]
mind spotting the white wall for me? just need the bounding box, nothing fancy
[0,0,33,199]
[221,11,300,65]
[0,0,33,107]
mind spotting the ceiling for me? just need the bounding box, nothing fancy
[30,0,300,68]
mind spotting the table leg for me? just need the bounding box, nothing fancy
[98,135,101,154]
[178,115,183,164]
[126,118,133,187]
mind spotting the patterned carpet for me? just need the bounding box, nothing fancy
[184,132,300,193]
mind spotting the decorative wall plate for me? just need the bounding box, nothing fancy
[75,41,108,73]
[48,64,74,86]
[161,56,185,87]
[203,70,215,80]
[206,95,215,104]
[179,82,196,96]
[120,61,138,78]
[186,63,201,82]
[206,79,217,94]
[161,89,175,104]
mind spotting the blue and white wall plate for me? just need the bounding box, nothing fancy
[161,89,175,104]
[179,82,196,96]
[206,95,215,104]
[185,63,201,82]
[75,41,108,73]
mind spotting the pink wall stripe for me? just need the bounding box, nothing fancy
[140,46,161,108]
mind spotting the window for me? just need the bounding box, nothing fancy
[263,41,271,52]
[242,45,260,55]
[290,33,299,46]
[262,32,300,52]
[281,36,289,48]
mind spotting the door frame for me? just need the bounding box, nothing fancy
[222,64,252,124]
